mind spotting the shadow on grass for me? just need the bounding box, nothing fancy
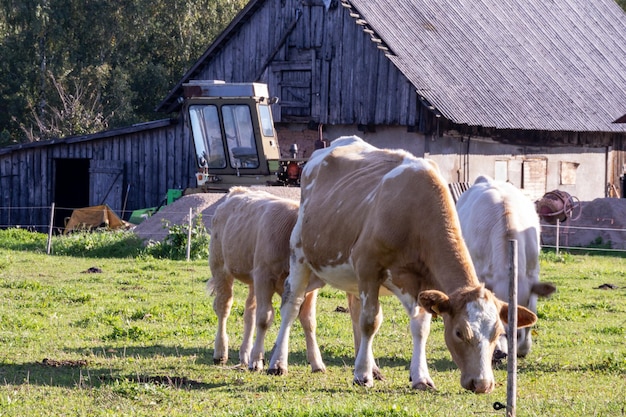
[0,342,464,390]
[6,343,563,393]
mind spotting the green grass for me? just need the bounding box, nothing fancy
[0,229,625,416]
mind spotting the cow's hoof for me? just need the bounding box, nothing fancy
[267,367,286,376]
[249,360,264,372]
[373,368,385,381]
[213,357,227,365]
[311,364,326,373]
[353,377,374,388]
[412,380,436,391]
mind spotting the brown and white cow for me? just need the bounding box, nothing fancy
[456,175,556,358]
[267,136,537,393]
[208,187,324,372]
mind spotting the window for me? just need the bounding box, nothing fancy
[188,105,226,169]
[222,105,259,168]
[259,104,275,137]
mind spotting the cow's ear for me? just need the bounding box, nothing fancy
[531,282,557,298]
[499,303,538,328]
[419,290,451,316]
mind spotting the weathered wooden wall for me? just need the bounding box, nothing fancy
[192,0,423,129]
[0,118,194,232]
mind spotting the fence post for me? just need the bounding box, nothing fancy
[47,203,55,255]
[507,239,518,417]
[186,207,192,261]
[555,219,560,255]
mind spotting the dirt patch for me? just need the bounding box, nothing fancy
[132,186,301,243]
[540,198,626,249]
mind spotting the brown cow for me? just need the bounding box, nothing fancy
[208,187,323,372]
[268,136,537,393]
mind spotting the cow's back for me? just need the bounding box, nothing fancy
[456,176,540,302]
[210,187,299,281]
[297,136,470,289]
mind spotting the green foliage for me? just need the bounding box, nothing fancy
[144,216,210,261]
[0,227,48,251]
[51,229,145,258]
[0,226,210,260]
[0,0,248,143]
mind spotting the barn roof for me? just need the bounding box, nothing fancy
[0,118,174,156]
[345,0,626,133]
[158,0,626,134]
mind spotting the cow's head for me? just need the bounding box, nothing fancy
[419,285,537,393]
[489,281,556,358]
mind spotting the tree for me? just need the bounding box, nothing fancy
[0,0,246,144]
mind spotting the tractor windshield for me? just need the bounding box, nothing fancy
[222,104,259,168]
[188,105,227,169]
[188,103,260,170]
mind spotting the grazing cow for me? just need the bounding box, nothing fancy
[208,187,324,372]
[267,136,537,393]
[455,175,556,357]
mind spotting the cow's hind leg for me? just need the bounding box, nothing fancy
[298,288,325,372]
[210,273,234,365]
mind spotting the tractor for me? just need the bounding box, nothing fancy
[182,80,305,193]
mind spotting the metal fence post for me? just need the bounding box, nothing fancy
[47,203,55,255]
[507,239,518,417]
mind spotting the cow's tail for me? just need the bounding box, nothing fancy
[206,277,216,295]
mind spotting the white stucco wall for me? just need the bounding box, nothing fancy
[290,124,612,201]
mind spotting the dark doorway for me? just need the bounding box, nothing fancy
[54,159,90,231]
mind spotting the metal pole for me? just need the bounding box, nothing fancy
[507,239,518,417]
[46,203,55,255]
[186,207,192,261]
[555,218,560,255]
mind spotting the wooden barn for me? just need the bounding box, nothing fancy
[2,0,626,231]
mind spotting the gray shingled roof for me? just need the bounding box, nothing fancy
[346,0,626,133]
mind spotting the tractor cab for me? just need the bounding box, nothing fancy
[183,80,302,192]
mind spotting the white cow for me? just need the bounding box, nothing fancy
[456,175,556,357]
[267,136,537,393]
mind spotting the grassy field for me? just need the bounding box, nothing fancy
[0,230,624,416]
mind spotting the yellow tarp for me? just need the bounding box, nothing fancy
[64,205,128,234]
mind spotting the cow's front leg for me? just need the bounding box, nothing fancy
[268,262,312,376]
[348,293,383,380]
[238,286,256,367]
[211,275,234,365]
[353,281,383,387]
[249,277,273,372]
[409,307,436,390]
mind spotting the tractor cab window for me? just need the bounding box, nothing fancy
[188,105,227,169]
[259,104,275,137]
[222,104,259,168]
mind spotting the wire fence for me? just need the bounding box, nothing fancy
[2,204,626,255]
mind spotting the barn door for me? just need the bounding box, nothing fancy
[89,160,125,213]
[54,158,90,231]
[271,50,316,122]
